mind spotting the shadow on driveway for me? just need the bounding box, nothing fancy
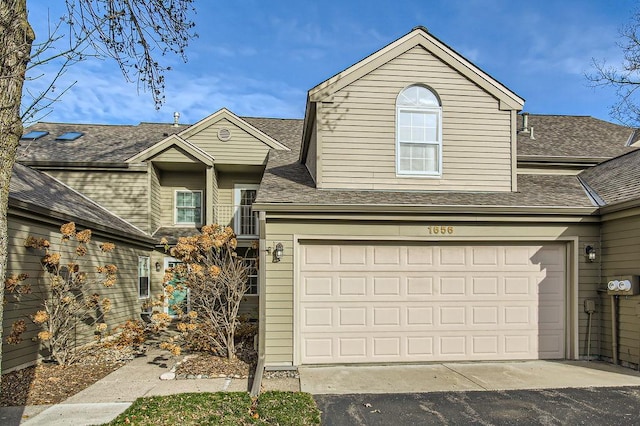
[314,386,640,425]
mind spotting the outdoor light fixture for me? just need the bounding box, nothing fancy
[585,245,596,262]
[274,243,284,262]
[155,262,162,272]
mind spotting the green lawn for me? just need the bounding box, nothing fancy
[105,391,321,425]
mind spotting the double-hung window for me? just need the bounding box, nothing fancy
[234,185,259,236]
[396,85,442,176]
[175,190,202,225]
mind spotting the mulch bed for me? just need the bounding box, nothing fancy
[0,362,123,406]
[175,353,253,378]
[0,339,258,406]
[175,339,258,379]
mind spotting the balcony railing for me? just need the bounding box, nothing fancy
[213,204,258,237]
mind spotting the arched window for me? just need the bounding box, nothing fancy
[396,85,442,176]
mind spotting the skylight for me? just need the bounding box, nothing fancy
[21,131,49,140]
[56,132,84,141]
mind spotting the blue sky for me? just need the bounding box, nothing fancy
[25,0,639,125]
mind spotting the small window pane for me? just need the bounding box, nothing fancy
[176,193,186,207]
[412,112,426,127]
[411,127,424,142]
[425,144,439,171]
[398,113,411,126]
[424,113,437,127]
[399,126,412,141]
[425,126,437,142]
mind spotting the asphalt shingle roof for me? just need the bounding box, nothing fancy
[517,114,637,160]
[579,149,640,206]
[152,227,201,245]
[10,163,152,241]
[249,119,596,210]
[22,113,635,212]
[19,122,187,163]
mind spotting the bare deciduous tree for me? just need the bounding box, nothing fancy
[0,0,196,379]
[588,10,640,125]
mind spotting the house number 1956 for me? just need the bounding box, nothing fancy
[428,226,454,235]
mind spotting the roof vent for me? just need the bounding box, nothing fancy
[217,128,231,142]
[519,112,530,133]
[173,112,180,127]
[518,113,534,139]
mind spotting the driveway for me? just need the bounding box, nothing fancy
[314,387,640,425]
[299,360,640,394]
[301,361,640,424]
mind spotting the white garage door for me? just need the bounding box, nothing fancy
[298,243,566,364]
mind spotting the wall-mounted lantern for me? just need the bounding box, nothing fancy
[274,243,284,262]
[585,245,596,262]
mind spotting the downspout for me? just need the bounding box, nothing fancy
[611,295,619,365]
[250,210,267,397]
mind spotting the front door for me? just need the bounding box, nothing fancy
[164,258,188,317]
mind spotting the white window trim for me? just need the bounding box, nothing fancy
[174,190,203,226]
[395,88,443,177]
[244,256,259,296]
[138,256,150,300]
[233,184,259,237]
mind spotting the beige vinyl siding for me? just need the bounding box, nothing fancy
[159,171,205,226]
[45,170,150,233]
[216,172,263,228]
[263,216,600,367]
[305,120,318,182]
[600,212,640,368]
[186,118,270,165]
[4,216,147,372]
[210,167,219,207]
[316,46,513,191]
[153,147,203,163]
[150,165,162,232]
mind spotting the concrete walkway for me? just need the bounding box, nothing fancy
[0,349,263,426]
[299,360,640,394]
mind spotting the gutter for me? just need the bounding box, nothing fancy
[18,160,131,169]
[252,202,599,216]
[517,155,610,164]
[599,198,640,215]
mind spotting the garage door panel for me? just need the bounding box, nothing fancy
[302,331,548,363]
[303,272,543,301]
[302,331,545,363]
[299,243,566,364]
[301,301,543,333]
